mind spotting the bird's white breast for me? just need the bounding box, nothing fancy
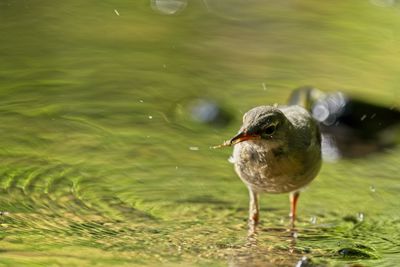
[232,139,321,194]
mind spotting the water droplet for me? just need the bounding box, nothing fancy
[370,113,376,119]
[310,216,317,224]
[360,114,367,121]
[357,212,364,222]
[262,82,267,91]
[114,9,120,16]
[175,166,178,170]
[139,100,144,103]
[189,146,199,151]
[148,115,153,119]
[369,185,376,193]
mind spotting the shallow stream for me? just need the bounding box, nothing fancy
[1,1,400,266]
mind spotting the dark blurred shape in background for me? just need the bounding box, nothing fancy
[289,86,400,161]
[173,98,233,128]
[189,98,233,127]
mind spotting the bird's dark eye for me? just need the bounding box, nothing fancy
[265,125,276,135]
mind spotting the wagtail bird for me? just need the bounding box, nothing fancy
[218,105,321,231]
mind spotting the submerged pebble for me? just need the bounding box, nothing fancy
[337,247,377,259]
[343,215,359,224]
[336,242,378,260]
[295,256,314,267]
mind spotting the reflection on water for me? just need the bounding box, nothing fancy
[151,0,188,15]
[0,0,400,266]
[227,228,302,267]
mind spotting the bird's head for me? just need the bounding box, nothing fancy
[229,106,289,145]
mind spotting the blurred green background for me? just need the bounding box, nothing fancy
[0,0,399,266]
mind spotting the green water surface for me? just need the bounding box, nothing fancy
[1,0,400,266]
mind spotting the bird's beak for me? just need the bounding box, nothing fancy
[229,131,260,145]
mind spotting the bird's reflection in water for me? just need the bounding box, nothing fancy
[227,227,314,267]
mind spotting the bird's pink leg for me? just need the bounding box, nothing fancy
[289,191,300,228]
[248,187,259,233]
